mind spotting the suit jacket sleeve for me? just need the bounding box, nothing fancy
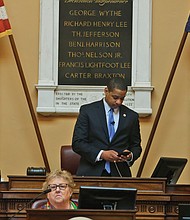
[72,102,107,164]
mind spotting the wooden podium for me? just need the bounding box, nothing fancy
[1,176,190,219]
[26,209,136,220]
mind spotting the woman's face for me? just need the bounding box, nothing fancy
[47,177,72,206]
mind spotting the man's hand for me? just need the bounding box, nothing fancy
[101,150,132,162]
[101,150,119,162]
[118,150,132,161]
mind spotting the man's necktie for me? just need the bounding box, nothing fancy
[105,108,115,173]
[108,108,115,141]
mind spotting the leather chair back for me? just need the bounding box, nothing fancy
[31,199,47,209]
[60,145,80,175]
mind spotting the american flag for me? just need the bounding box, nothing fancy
[0,0,12,38]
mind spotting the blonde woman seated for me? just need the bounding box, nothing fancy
[36,169,77,209]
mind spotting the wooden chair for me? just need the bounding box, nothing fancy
[60,145,80,175]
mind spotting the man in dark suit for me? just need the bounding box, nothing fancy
[72,78,142,177]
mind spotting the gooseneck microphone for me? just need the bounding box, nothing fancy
[8,188,51,220]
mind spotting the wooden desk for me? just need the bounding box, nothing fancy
[1,176,190,220]
[7,176,167,193]
[26,209,136,220]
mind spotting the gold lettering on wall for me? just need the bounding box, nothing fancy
[58,0,132,86]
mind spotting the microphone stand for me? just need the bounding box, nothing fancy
[8,188,51,220]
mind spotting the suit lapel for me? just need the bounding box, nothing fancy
[96,100,109,141]
[112,105,128,140]
[119,106,128,128]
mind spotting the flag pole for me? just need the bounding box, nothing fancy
[8,34,51,173]
[136,15,190,177]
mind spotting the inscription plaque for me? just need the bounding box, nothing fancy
[58,0,132,86]
[55,89,135,110]
[37,0,153,116]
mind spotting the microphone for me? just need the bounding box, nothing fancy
[111,121,115,125]
[8,188,51,220]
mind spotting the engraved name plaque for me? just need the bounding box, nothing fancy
[37,0,153,116]
[58,0,132,86]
